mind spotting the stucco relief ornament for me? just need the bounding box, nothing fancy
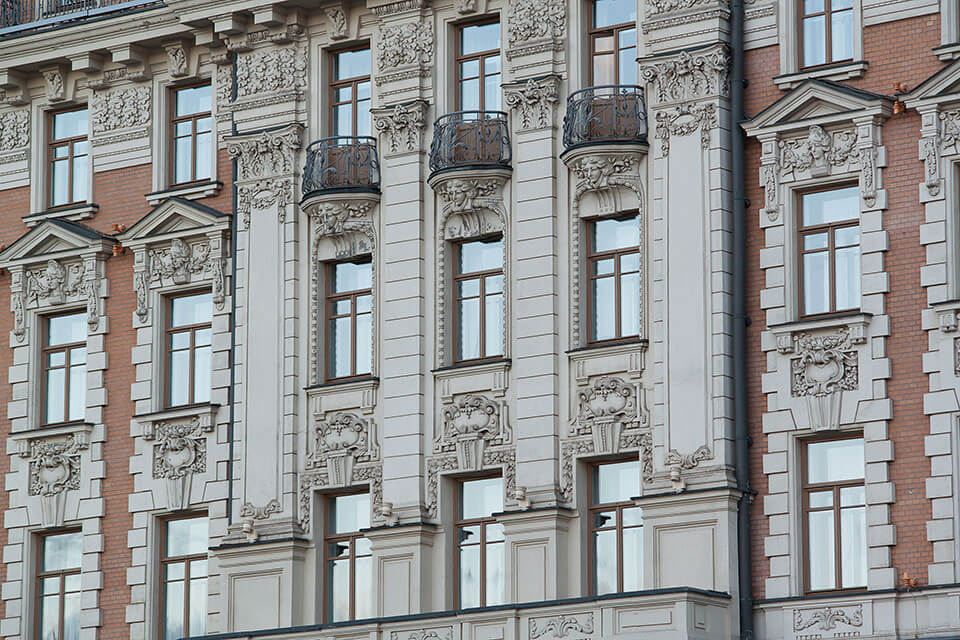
[239,499,282,542]
[457,0,477,13]
[575,376,638,455]
[324,6,348,39]
[392,629,453,640]
[790,328,860,431]
[793,605,863,632]
[374,101,428,153]
[644,0,716,17]
[664,445,713,492]
[150,239,210,284]
[151,418,208,510]
[44,69,64,101]
[235,46,307,98]
[27,434,87,527]
[922,135,941,197]
[507,0,565,45]
[760,163,779,221]
[0,110,29,153]
[308,412,372,486]
[376,21,434,71]
[236,180,291,229]
[11,288,25,341]
[227,126,302,182]
[167,45,188,77]
[640,47,730,105]
[941,110,960,149]
[654,102,716,156]
[91,86,151,134]
[572,155,636,191]
[26,260,85,306]
[503,76,560,130]
[440,395,502,471]
[779,125,857,177]
[529,613,594,639]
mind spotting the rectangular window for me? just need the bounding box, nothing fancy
[325,492,372,622]
[590,0,637,85]
[801,0,854,68]
[803,437,867,593]
[456,476,504,608]
[48,107,88,209]
[587,215,641,344]
[331,47,372,137]
[799,186,860,317]
[36,530,82,640]
[171,83,213,186]
[166,292,213,408]
[327,259,373,380]
[589,460,642,595]
[456,21,501,111]
[42,312,87,426]
[454,238,504,363]
[160,515,208,640]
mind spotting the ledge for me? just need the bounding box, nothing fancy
[134,403,219,439]
[773,60,868,90]
[567,338,648,357]
[9,422,94,457]
[432,358,511,375]
[23,203,98,227]
[935,42,960,62]
[146,180,222,206]
[299,188,380,217]
[769,312,872,353]
[560,141,649,167]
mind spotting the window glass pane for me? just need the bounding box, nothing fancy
[333,261,372,293]
[834,244,860,311]
[458,297,481,361]
[595,258,614,276]
[802,187,859,226]
[460,59,480,80]
[809,490,833,508]
[171,293,213,327]
[620,271,640,337]
[193,345,212,403]
[831,9,854,61]
[804,0,824,12]
[49,351,66,367]
[68,361,85,422]
[807,439,864,484]
[807,510,835,590]
[46,368,66,423]
[41,593,60,640]
[167,516,208,557]
[52,158,70,206]
[623,525,643,591]
[164,572,185,640]
[43,532,82,571]
[460,78,480,111]
[194,328,212,348]
[592,53,616,86]
[593,528,617,594]
[803,15,826,67]
[804,232,828,251]
[331,492,370,533]
[168,349,190,406]
[189,576,208,635]
[355,554,373,618]
[593,217,639,252]
[48,313,86,346]
[174,136,193,183]
[485,539,505,605]
[840,506,867,588]
[461,22,500,55]
[484,292,503,357]
[461,476,503,519]
[591,276,616,341]
[459,278,480,298]
[484,72,501,111]
[595,460,640,504]
[328,556,350,621]
[619,43,638,85]
[459,541,481,607]
[70,346,87,365]
[196,131,213,181]
[620,251,640,273]
[459,239,502,274]
[357,100,372,137]
[63,591,80,640]
[356,312,372,376]
[53,109,88,140]
[834,225,859,247]
[334,48,371,81]
[72,153,88,202]
[840,486,865,507]
[802,251,829,316]
[175,85,212,117]
[593,0,636,28]
[334,103,354,136]
[330,316,352,378]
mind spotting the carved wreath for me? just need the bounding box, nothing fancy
[29,436,83,497]
[791,330,859,397]
[153,419,208,480]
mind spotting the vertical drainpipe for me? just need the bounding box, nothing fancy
[227,56,238,526]
[730,0,753,638]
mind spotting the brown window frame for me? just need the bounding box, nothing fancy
[585,214,641,346]
[35,529,82,640]
[158,513,208,640]
[325,258,373,382]
[164,291,213,409]
[322,489,370,623]
[797,186,860,319]
[329,44,371,137]
[798,0,855,70]
[40,311,86,427]
[47,105,88,210]
[168,81,213,188]
[454,473,503,608]
[588,1,636,86]
[454,18,501,111]
[587,459,642,596]
[800,434,866,594]
[453,237,504,365]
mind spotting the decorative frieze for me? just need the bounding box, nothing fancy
[376,21,433,71]
[391,628,453,640]
[226,124,302,182]
[20,258,102,334]
[644,0,720,18]
[373,100,428,153]
[529,613,594,639]
[654,102,716,156]
[235,46,307,99]
[503,75,561,130]
[507,0,565,45]
[147,238,225,306]
[0,110,28,154]
[91,86,151,135]
[779,125,858,177]
[793,604,864,634]
[640,46,730,105]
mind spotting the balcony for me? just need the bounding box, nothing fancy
[301,136,381,199]
[562,85,648,151]
[429,110,512,177]
[0,0,158,35]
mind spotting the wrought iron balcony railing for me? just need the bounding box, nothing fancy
[302,136,381,197]
[0,0,157,33]
[429,111,512,175]
[562,85,648,150]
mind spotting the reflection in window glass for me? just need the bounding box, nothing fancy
[457,22,501,111]
[591,460,642,595]
[588,216,641,343]
[327,260,373,380]
[326,493,372,622]
[167,292,213,407]
[162,516,208,640]
[458,476,504,607]
[43,313,86,425]
[171,84,213,185]
[455,239,504,362]
[800,187,860,316]
[49,108,89,208]
[38,531,82,640]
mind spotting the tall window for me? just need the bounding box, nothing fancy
[48,107,88,208]
[590,460,642,595]
[327,259,372,380]
[170,84,213,186]
[803,437,867,593]
[587,215,640,344]
[331,47,371,137]
[166,292,212,407]
[589,0,637,85]
[160,515,208,640]
[456,476,504,608]
[325,492,372,622]
[456,21,501,111]
[801,0,854,68]
[42,312,86,426]
[799,186,860,317]
[454,238,503,363]
[37,531,82,640]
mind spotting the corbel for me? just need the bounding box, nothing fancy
[0,69,29,106]
[162,38,193,79]
[322,1,349,40]
[110,45,152,82]
[39,64,69,102]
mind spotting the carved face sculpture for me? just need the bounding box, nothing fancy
[169,239,192,283]
[444,180,477,212]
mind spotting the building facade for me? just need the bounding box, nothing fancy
[0,0,954,639]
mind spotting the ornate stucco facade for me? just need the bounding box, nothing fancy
[0,0,956,639]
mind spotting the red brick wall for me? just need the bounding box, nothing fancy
[745,13,944,597]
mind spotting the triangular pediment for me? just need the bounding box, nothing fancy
[0,219,115,267]
[744,79,893,137]
[904,58,960,108]
[120,197,230,245]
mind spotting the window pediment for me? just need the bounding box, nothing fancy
[119,197,230,246]
[0,219,115,268]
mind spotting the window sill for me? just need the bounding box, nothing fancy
[432,358,512,375]
[135,403,219,439]
[567,338,648,356]
[934,42,960,62]
[773,60,868,90]
[146,180,222,207]
[769,312,872,353]
[10,421,94,456]
[23,203,99,227]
